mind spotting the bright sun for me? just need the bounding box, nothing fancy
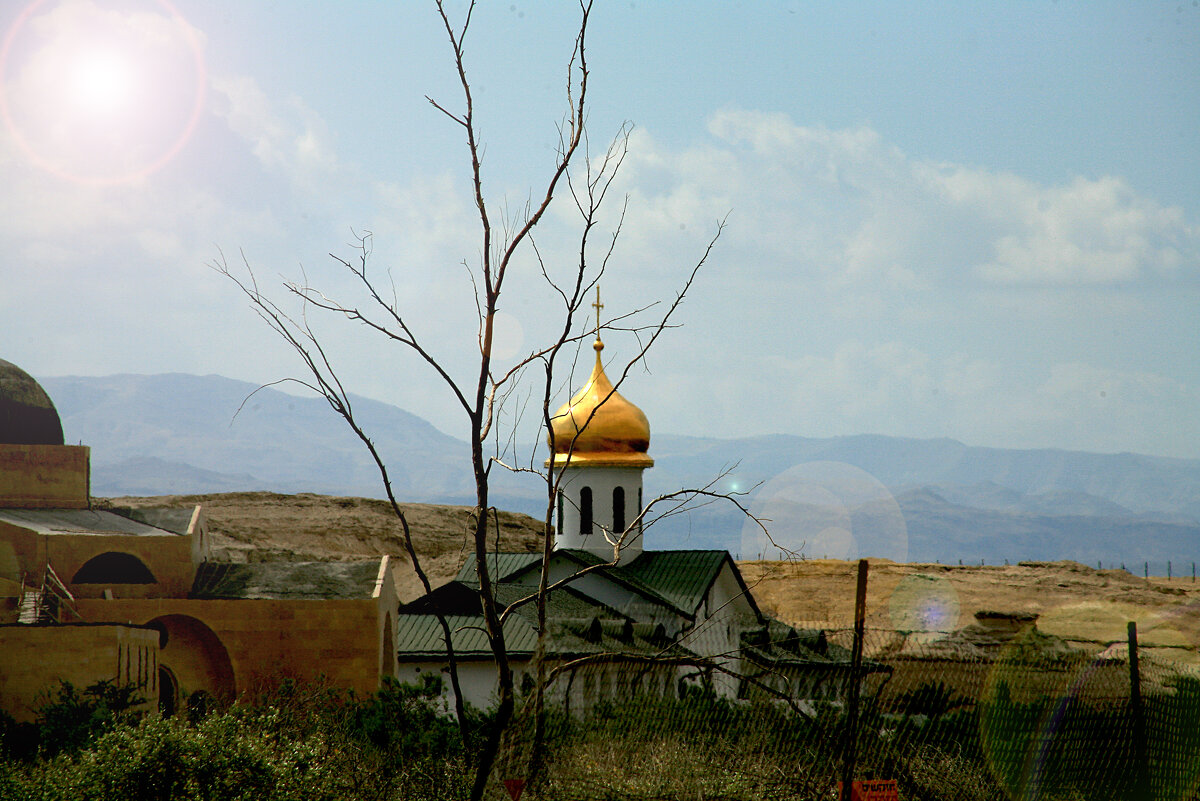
[68,48,137,115]
[0,0,206,185]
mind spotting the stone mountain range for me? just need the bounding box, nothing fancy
[40,373,1200,571]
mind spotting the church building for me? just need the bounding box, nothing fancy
[395,326,859,712]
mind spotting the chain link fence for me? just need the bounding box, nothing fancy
[494,622,1200,801]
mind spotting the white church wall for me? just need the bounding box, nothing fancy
[396,661,504,713]
[676,563,757,699]
[398,657,681,717]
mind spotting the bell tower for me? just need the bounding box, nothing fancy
[546,290,653,565]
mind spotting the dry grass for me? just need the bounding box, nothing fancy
[741,558,1200,662]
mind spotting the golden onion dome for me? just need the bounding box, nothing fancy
[547,338,653,468]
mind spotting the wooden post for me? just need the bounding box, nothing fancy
[1128,621,1152,801]
[840,559,869,801]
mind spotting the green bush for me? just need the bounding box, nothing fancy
[31,713,339,801]
[349,674,461,756]
[34,679,144,759]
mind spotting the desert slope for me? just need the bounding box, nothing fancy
[102,492,544,602]
[106,492,1200,663]
[742,558,1200,664]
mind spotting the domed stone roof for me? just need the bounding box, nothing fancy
[547,339,653,468]
[0,359,64,445]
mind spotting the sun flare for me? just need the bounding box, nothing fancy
[0,0,205,185]
[68,48,137,115]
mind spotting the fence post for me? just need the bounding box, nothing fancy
[1128,621,1152,801]
[840,559,869,801]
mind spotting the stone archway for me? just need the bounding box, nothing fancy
[72,552,157,584]
[148,614,235,704]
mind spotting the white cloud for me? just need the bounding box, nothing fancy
[209,74,340,186]
[616,109,1199,292]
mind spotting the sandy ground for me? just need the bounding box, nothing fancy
[107,492,1200,662]
[741,558,1200,663]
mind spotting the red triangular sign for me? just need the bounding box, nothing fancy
[502,778,526,801]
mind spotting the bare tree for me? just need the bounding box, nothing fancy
[212,2,764,797]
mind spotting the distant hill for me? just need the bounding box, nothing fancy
[44,373,475,501]
[40,373,1200,569]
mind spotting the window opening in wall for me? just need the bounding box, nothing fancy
[381,613,395,679]
[579,486,593,535]
[557,490,564,535]
[72,552,157,584]
[613,486,625,533]
[638,487,643,532]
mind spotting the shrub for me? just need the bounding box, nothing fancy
[348,675,461,757]
[34,679,144,758]
[32,713,341,801]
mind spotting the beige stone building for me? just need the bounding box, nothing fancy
[0,359,398,721]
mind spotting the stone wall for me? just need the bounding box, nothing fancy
[75,596,389,699]
[0,445,89,509]
[52,533,194,600]
[0,623,158,721]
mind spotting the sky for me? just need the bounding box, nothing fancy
[1,0,1198,459]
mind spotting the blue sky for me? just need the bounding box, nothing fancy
[2,1,1197,458]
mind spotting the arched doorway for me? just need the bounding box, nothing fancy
[148,614,236,705]
[158,666,179,717]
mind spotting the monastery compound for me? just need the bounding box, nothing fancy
[0,343,858,720]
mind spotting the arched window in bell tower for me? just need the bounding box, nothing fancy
[613,486,626,533]
[579,486,593,535]
[557,490,564,536]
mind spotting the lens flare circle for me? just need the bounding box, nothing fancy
[490,311,526,362]
[889,573,961,633]
[0,0,207,185]
[740,461,907,562]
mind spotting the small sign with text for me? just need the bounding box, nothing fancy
[838,779,899,801]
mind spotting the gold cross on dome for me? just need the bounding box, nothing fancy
[591,286,604,336]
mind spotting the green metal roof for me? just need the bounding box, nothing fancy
[549,550,684,616]
[396,613,540,658]
[453,549,755,620]
[455,552,542,583]
[738,617,866,669]
[396,576,697,662]
[620,550,731,614]
[395,609,690,662]
[400,579,633,623]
